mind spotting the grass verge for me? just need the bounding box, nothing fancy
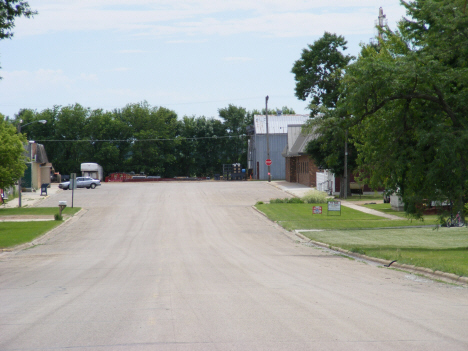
[361,203,439,222]
[0,207,81,216]
[255,203,436,231]
[0,207,81,249]
[256,202,467,277]
[301,227,468,277]
[0,221,63,248]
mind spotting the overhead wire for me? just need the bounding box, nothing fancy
[33,134,248,143]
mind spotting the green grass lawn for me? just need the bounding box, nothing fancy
[256,202,467,277]
[301,227,468,277]
[0,207,81,249]
[0,221,63,248]
[0,207,81,216]
[255,203,434,231]
[361,203,439,222]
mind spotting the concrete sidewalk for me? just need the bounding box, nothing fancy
[268,181,314,198]
[268,181,402,220]
[1,184,62,209]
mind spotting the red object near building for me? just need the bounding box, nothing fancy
[106,173,133,182]
[265,159,272,166]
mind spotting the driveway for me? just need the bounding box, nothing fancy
[0,181,467,350]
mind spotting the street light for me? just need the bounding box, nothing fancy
[17,119,47,207]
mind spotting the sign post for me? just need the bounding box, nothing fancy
[70,173,76,208]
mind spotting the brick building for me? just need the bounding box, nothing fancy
[282,125,320,188]
[247,115,309,180]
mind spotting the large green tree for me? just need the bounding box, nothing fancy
[292,32,356,197]
[218,104,249,166]
[341,0,468,217]
[0,114,26,189]
[292,32,354,116]
[175,116,227,177]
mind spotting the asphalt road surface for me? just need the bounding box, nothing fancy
[1,182,467,350]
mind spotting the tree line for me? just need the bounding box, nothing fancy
[5,103,295,179]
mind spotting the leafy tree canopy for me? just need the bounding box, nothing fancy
[293,32,356,197]
[0,114,26,189]
[341,0,468,216]
[0,0,36,40]
[292,32,354,116]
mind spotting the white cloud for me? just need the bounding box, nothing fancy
[13,1,407,38]
[2,69,73,89]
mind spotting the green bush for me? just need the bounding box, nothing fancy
[287,197,304,204]
[270,198,288,203]
[301,190,329,204]
[269,198,304,204]
[256,201,264,205]
[54,213,63,221]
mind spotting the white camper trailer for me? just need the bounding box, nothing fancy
[81,163,103,181]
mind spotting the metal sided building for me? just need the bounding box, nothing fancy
[248,115,309,180]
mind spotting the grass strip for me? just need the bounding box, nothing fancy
[366,248,468,277]
[361,203,439,221]
[0,221,63,248]
[0,207,81,216]
[255,203,436,230]
[301,227,468,277]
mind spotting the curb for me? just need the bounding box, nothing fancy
[264,183,468,286]
[294,231,468,286]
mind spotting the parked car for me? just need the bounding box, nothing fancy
[59,177,101,190]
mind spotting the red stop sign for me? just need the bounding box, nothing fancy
[265,159,272,166]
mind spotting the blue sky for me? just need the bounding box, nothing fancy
[0,1,407,120]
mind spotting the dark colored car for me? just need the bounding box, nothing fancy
[59,177,101,190]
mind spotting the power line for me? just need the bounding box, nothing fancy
[34,134,248,143]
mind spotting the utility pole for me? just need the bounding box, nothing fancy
[17,123,22,207]
[265,96,271,182]
[344,129,348,199]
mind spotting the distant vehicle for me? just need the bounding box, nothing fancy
[81,163,103,181]
[59,177,101,190]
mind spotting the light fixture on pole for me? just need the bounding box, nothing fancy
[17,119,47,207]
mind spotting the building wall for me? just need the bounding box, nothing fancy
[40,165,52,185]
[286,155,319,188]
[253,134,288,180]
[285,157,297,183]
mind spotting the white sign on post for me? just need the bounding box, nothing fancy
[70,173,77,190]
[327,201,341,216]
[70,173,76,208]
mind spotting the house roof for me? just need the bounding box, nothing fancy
[282,125,317,157]
[25,143,49,164]
[253,115,309,134]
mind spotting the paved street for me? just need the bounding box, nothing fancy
[0,181,467,350]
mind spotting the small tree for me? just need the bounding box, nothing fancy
[0,115,26,190]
